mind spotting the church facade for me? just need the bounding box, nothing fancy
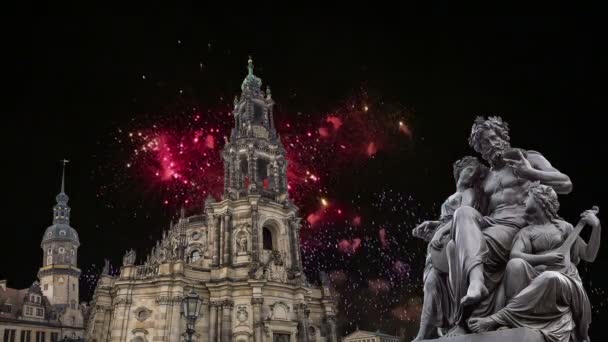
[85,59,338,342]
[0,164,87,341]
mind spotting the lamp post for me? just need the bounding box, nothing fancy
[181,288,203,342]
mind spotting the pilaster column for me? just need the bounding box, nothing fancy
[222,300,234,342]
[296,304,310,342]
[251,205,260,262]
[247,151,255,190]
[280,160,288,194]
[252,298,264,342]
[200,301,210,342]
[209,215,219,266]
[219,214,224,265]
[223,158,230,194]
[223,214,232,266]
[169,296,184,341]
[209,302,219,342]
[327,314,337,342]
[273,162,280,192]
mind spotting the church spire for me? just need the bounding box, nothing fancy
[60,159,68,194]
[53,159,71,224]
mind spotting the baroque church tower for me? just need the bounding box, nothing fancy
[39,161,81,309]
[37,160,85,331]
[86,59,337,342]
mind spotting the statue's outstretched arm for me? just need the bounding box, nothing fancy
[505,150,573,194]
[578,210,601,262]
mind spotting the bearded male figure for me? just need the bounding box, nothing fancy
[445,116,573,335]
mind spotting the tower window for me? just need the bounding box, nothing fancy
[263,227,273,250]
[47,231,52,238]
[47,248,52,255]
[59,230,66,236]
[47,255,53,265]
[71,249,75,255]
[58,247,65,254]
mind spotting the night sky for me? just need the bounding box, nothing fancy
[4,12,607,339]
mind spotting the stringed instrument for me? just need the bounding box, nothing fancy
[543,205,599,272]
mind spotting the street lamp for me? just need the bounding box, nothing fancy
[181,288,203,342]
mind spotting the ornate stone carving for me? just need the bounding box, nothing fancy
[122,249,136,266]
[222,299,234,309]
[112,298,132,307]
[155,296,172,305]
[133,307,152,322]
[251,298,264,306]
[236,305,249,325]
[269,301,290,320]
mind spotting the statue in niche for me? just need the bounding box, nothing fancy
[237,232,249,254]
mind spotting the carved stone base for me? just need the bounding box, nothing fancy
[420,328,543,342]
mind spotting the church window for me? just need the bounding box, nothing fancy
[190,250,201,262]
[59,230,66,236]
[20,330,31,342]
[58,247,65,254]
[263,227,273,250]
[3,329,16,342]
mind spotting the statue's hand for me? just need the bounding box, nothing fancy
[504,151,533,178]
[413,221,439,239]
[543,252,565,266]
[581,210,600,228]
[430,238,444,250]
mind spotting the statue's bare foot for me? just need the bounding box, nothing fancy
[444,325,467,338]
[460,280,488,306]
[468,317,500,333]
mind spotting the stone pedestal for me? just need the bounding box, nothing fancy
[420,328,544,342]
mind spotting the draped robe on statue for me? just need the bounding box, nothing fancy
[491,220,591,342]
[446,203,527,324]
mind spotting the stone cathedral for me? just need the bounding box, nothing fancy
[86,59,338,342]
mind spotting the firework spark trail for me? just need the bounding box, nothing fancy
[97,92,434,332]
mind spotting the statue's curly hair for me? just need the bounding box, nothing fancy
[468,116,511,151]
[528,181,562,221]
[452,156,488,184]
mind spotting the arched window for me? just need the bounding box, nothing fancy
[47,255,53,265]
[47,248,52,255]
[190,250,201,263]
[263,227,273,250]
